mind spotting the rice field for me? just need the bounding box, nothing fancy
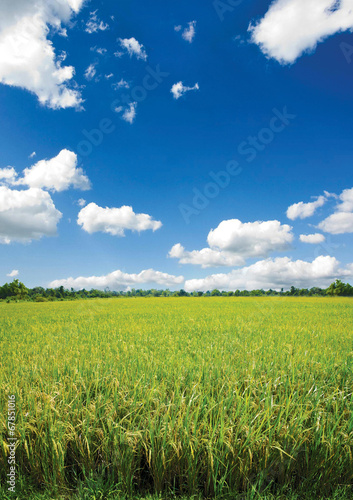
[0,297,353,499]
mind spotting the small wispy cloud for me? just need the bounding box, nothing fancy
[112,78,130,90]
[171,81,199,99]
[182,21,197,43]
[7,270,19,278]
[85,10,109,34]
[118,38,147,60]
[29,152,36,159]
[114,102,137,124]
[90,46,107,55]
[122,102,137,124]
[84,63,97,81]
[175,21,197,43]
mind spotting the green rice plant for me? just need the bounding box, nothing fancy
[0,297,353,498]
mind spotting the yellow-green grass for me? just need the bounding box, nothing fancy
[0,298,353,499]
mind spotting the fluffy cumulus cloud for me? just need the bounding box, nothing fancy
[300,233,325,244]
[170,219,293,268]
[0,167,17,184]
[169,244,245,268]
[318,187,353,234]
[250,0,353,64]
[337,188,353,212]
[7,270,19,277]
[50,269,184,291]
[287,195,326,220]
[0,186,62,244]
[184,256,353,292]
[16,149,91,192]
[0,0,84,109]
[318,212,353,234]
[171,81,199,99]
[118,38,147,60]
[77,203,162,236]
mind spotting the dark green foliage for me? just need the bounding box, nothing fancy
[0,279,352,302]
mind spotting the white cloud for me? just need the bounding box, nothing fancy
[184,256,353,292]
[336,187,353,212]
[182,21,197,43]
[171,81,199,99]
[0,186,62,244]
[112,78,130,90]
[77,203,162,236]
[118,37,147,60]
[287,195,326,220]
[77,198,86,207]
[84,63,97,81]
[249,0,353,64]
[170,219,293,268]
[90,46,107,55]
[49,268,184,291]
[0,0,84,109]
[318,187,353,234]
[7,270,19,277]
[16,149,91,192]
[29,152,36,159]
[318,212,353,234]
[300,233,326,244]
[122,102,137,124]
[0,167,17,184]
[105,73,114,79]
[174,25,182,32]
[85,10,109,34]
[169,244,245,268]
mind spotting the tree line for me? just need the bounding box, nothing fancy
[0,279,352,302]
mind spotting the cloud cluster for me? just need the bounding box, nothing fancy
[184,256,353,292]
[171,81,199,99]
[250,0,353,64]
[0,0,84,108]
[77,203,162,236]
[118,38,148,60]
[170,219,293,268]
[50,269,184,290]
[0,149,90,244]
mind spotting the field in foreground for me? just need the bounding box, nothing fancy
[0,297,353,499]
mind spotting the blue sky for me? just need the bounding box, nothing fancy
[1,0,353,291]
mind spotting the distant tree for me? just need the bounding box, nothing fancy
[211,289,221,296]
